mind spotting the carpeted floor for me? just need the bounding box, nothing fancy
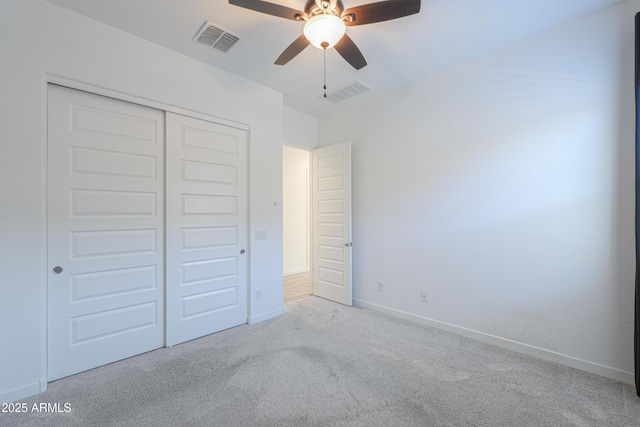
[2,296,639,426]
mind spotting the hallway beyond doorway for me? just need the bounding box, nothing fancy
[284,272,312,303]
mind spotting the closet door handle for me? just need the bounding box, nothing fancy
[52,266,63,274]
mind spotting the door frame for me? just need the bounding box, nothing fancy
[43,75,252,382]
[282,142,353,306]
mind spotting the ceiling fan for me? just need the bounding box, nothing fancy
[229,0,421,70]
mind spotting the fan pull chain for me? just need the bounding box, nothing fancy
[322,42,328,98]
[323,47,327,98]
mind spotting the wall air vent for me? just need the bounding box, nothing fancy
[322,80,374,104]
[193,22,239,53]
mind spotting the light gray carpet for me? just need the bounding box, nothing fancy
[2,296,639,426]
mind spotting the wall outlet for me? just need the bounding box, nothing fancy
[420,291,428,302]
[377,281,384,292]
[255,230,268,240]
[255,290,262,301]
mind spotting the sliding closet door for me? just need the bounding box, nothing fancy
[165,112,248,346]
[47,85,165,380]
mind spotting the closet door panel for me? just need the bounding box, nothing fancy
[165,112,248,346]
[47,85,165,381]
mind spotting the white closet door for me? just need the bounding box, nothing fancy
[47,85,165,381]
[165,112,248,346]
[313,141,352,306]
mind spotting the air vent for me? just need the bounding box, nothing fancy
[193,22,239,53]
[322,80,374,104]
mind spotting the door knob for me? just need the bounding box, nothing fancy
[52,266,63,274]
[240,249,245,254]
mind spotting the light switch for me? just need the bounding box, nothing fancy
[255,230,268,240]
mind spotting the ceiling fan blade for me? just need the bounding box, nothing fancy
[342,0,420,26]
[334,34,367,70]
[275,35,311,65]
[229,0,306,21]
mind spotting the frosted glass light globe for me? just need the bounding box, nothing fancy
[303,14,346,49]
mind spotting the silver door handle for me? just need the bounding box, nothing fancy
[344,242,352,247]
[52,266,63,274]
[240,249,245,254]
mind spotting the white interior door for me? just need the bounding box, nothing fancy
[165,112,248,346]
[47,85,165,381]
[312,141,352,306]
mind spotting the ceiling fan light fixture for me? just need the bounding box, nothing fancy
[303,14,345,49]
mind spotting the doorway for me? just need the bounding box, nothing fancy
[282,142,353,306]
[282,146,312,303]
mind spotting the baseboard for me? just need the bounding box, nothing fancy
[248,307,285,325]
[0,380,44,403]
[353,298,635,385]
[284,268,310,276]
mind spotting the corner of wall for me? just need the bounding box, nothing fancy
[353,299,635,385]
[248,307,285,325]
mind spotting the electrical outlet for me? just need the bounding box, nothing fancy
[377,281,384,292]
[420,291,428,302]
[255,290,262,301]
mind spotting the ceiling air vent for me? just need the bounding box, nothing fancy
[322,80,374,104]
[193,22,239,53]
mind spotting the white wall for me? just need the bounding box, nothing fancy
[283,146,311,275]
[319,1,637,383]
[0,0,284,403]
[284,107,318,150]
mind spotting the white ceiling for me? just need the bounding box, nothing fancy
[46,0,626,117]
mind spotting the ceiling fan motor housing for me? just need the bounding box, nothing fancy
[304,0,345,18]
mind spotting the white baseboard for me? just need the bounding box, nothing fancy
[248,307,285,325]
[284,268,310,276]
[353,298,635,385]
[0,381,43,404]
